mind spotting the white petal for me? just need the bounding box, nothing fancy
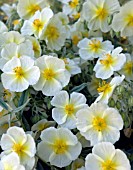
[52,108,67,124]
[51,91,69,108]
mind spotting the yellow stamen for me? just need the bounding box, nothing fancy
[28,4,41,15]
[33,19,43,31]
[43,68,56,80]
[97,81,112,93]
[123,61,133,75]
[92,116,107,131]
[72,35,81,45]
[102,160,117,170]
[69,0,79,9]
[13,67,24,79]
[100,54,114,67]
[89,40,101,52]
[45,25,59,40]
[96,7,108,20]
[65,104,75,115]
[53,139,68,154]
[72,13,81,20]
[125,15,133,26]
[12,143,24,156]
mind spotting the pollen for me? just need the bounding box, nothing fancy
[100,54,114,67]
[96,7,108,20]
[43,68,56,80]
[28,4,41,15]
[89,40,101,52]
[65,104,75,115]
[92,116,107,131]
[69,0,79,9]
[13,67,24,79]
[102,160,117,170]
[53,139,68,154]
[45,25,59,40]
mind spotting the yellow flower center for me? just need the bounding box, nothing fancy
[4,165,13,170]
[96,6,108,20]
[123,61,133,75]
[53,139,68,154]
[92,116,107,131]
[65,104,75,115]
[13,67,24,79]
[126,14,133,26]
[33,19,44,31]
[3,89,12,101]
[28,4,41,15]
[43,68,56,80]
[102,160,117,170]
[72,35,81,45]
[97,81,112,93]
[69,0,79,9]
[72,13,81,19]
[100,54,114,67]
[89,40,101,52]
[12,143,24,156]
[45,25,60,40]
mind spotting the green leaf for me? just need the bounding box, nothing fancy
[70,83,87,93]
[18,90,29,107]
[0,98,8,110]
[12,99,30,114]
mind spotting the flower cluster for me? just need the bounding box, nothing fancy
[0,0,132,169]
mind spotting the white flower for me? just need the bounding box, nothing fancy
[0,126,36,169]
[82,0,120,32]
[0,31,25,48]
[94,47,126,79]
[0,40,34,70]
[78,37,114,60]
[37,127,82,168]
[0,152,25,170]
[33,55,70,96]
[63,58,81,77]
[85,142,131,170]
[112,1,133,37]
[76,102,123,145]
[51,90,87,129]
[26,36,42,58]
[95,75,125,104]
[1,3,16,17]
[1,56,40,92]
[41,16,67,51]
[17,0,46,19]
[119,54,133,81]
[0,21,8,34]
[21,8,53,39]
[62,0,80,16]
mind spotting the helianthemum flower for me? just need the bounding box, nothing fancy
[21,8,53,39]
[76,102,123,145]
[41,16,67,51]
[33,55,70,96]
[112,1,133,37]
[94,47,126,79]
[17,0,46,19]
[95,75,125,104]
[78,37,114,60]
[37,127,82,168]
[51,90,88,129]
[0,152,25,170]
[1,56,40,92]
[85,142,131,170]
[82,0,120,32]
[0,126,36,169]
[0,41,34,70]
